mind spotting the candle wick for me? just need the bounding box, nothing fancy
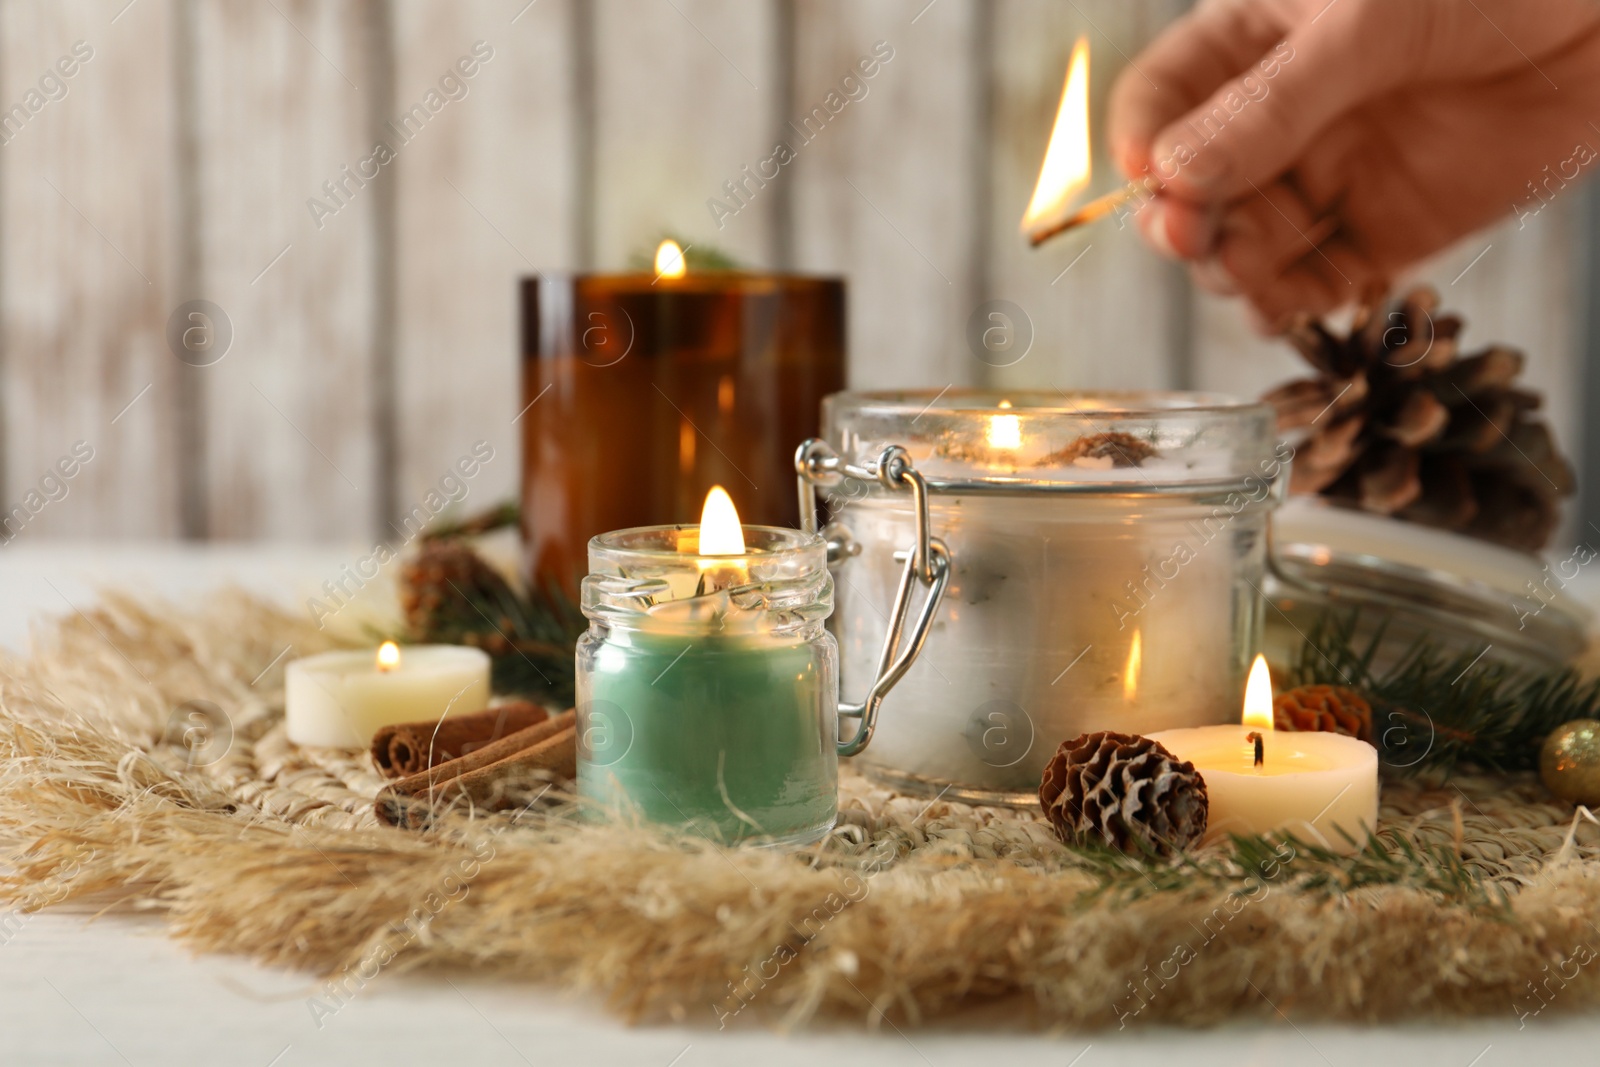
[1246,731,1264,769]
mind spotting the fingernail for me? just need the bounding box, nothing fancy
[1112,140,1143,181]
[1142,202,1177,258]
[1192,258,1239,296]
[1183,146,1227,188]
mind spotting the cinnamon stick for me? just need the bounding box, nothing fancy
[371,701,549,778]
[376,710,576,828]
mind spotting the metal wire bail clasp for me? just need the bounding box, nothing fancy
[795,439,951,757]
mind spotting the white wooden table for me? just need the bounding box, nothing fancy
[3,544,1599,1066]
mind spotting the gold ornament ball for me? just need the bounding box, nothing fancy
[1540,720,1600,806]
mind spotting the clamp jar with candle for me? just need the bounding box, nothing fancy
[800,390,1286,806]
[575,489,841,844]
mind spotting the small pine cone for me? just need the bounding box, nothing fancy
[1273,685,1373,743]
[401,542,516,639]
[1038,731,1208,855]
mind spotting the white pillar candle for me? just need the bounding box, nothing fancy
[286,643,492,748]
[1149,656,1378,854]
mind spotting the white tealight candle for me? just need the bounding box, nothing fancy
[286,642,492,748]
[1149,656,1378,854]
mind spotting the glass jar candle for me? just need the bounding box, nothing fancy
[520,267,844,595]
[813,390,1284,806]
[576,523,839,844]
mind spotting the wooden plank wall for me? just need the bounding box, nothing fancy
[987,0,1192,396]
[1,0,179,538]
[390,0,575,528]
[194,0,381,540]
[789,0,984,390]
[0,0,1590,543]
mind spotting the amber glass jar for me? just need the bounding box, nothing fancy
[520,273,844,593]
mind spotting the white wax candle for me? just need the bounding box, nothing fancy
[1147,726,1378,854]
[286,645,492,748]
[840,491,1242,797]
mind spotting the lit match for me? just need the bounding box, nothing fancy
[1026,183,1154,247]
[1021,38,1157,248]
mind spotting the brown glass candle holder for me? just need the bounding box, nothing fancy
[520,272,845,593]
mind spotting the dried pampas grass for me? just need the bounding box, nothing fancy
[3,589,1600,1029]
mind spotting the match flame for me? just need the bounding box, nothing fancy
[699,485,745,556]
[377,640,401,672]
[1123,629,1142,703]
[1242,654,1274,731]
[655,239,687,279]
[986,399,1023,450]
[1020,37,1092,237]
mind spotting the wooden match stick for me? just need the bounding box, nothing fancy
[1027,181,1152,247]
[1029,179,1344,271]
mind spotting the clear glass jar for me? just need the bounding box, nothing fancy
[1265,496,1591,673]
[823,390,1284,805]
[576,525,839,844]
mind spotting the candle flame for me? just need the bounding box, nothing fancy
[1020,37,1092,238]
[1242,653,1274,731]
[699,485,745,556]
[1123,629,1142,703]
[655,239,687,279]
[377,640,401,672]
[986,400,1023,450]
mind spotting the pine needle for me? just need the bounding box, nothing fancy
[1288,608,1600,775]
[402,504,584,705]
[1064,827,1501,911]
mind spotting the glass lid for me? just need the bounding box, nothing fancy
[1269,496,1592,664]
[824,389,1280,492]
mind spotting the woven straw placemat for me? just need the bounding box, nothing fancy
[3,589,1599,1029]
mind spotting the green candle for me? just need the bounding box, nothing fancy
[575,502,840,844]
[579,629,837,842]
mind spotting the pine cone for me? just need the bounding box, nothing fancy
[1038,731,1208,855]
[1273,685,1374,743]
[1263,286,1574,551]
[401,541,517,640]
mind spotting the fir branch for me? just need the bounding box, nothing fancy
[446,576,584,705]
[420,502,520,542]
[401,534,583,706]
[1288,608,1600,775]
[627,234,743,271]
[1064,827,1501,911]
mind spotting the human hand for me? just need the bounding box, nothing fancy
[1108,0,1600,328]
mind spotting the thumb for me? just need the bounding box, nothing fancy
[1148,2,1408,200]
